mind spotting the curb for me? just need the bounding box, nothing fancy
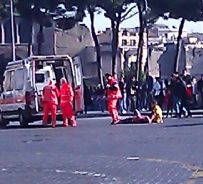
[77,110,203,119]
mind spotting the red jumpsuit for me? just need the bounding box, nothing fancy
[60,82,77,127]
[42,82,59,127]
[106,78,122,124]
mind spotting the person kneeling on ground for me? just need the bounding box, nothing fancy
[151,100,163,123]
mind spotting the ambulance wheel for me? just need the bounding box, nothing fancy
[0,112,8,128]
[19,110,29,128]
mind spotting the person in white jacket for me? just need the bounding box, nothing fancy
[153,77,166,109]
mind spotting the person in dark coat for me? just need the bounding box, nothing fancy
[146,74,154,110]
[83,82,93,113]
[197,74,203,108]
[128,75,139,114]
[176,77,192,118]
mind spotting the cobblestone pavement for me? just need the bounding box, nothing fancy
[0,117,203,184]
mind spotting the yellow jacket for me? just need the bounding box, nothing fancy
[152,105,163,123]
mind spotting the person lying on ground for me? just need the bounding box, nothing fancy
[117,109,152,124]
[115,103,163,125]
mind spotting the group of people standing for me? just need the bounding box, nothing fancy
[104,73,163,125]
[42,78,77,128]
[41,69,202,127]
[118,74,154,114]
[104,69,203,124]
[117,70,203,118]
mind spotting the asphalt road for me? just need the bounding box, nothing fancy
[0,116,203,184]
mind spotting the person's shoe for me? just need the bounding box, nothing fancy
[71,123,77,127]
[122,110,127,114]
[178,114,182,118]
[185,114,192,118]
[43,123,47,128]
[70,120,77,127]
[111,121,116,125]
[111,120,120,125]
[52,124,56,128]
[62,124,68,127]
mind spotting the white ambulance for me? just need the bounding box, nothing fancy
[0,55,84,127]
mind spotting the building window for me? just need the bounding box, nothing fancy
[130,32,136,36]
[130,40,136,46]
[122,39,127,46]
[122,29,128,36]
[77,35,83,42]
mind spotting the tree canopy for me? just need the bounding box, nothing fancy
[148,0,203,21]
[0,0,10,20]
[13,0,85,28]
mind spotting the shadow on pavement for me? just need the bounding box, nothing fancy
[0,124,65,130]
[165,123,203,128]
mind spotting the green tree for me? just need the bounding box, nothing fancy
[148,0,203,73]
[134,0,158,81]
[0,0,9,20]
[87,5,104,88]
[136,1,145,81]
[0,0,86,55]
[64,0,104,87]
[15,0,86,54]
[14,0,54,54]
[97,0,137,75]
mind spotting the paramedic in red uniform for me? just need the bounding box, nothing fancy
[42,80,59,128]
[60,78,77,127]
[105,73,122,125]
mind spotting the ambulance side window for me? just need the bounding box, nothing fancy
[74,64,81,86]
[4,71,15,91]
[62,68,72,84]
[15,69,25,90]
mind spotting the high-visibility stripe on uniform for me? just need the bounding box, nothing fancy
[60,83,74,106]
[106,78,122,100]
[43,84,58,105]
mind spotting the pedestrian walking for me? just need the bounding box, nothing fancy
[176,77,192,118]
[171,73,182,117]
[139,83,147,111]
[191,76,198,108]
[165,84,173,117]
[83,81,93,113]
[105,73,122,125]
[128,75,139,114]
[146,74,154,110]
[60,78,77,127]
[95,84,106,112]
[153,77,165,108]
[42,80,59,128]
[197,74,203,108]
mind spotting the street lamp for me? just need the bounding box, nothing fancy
[10,0,16,61]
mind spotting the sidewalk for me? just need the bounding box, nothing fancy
[78,109,203,118]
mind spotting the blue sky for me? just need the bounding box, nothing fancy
[83,12,203,33]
